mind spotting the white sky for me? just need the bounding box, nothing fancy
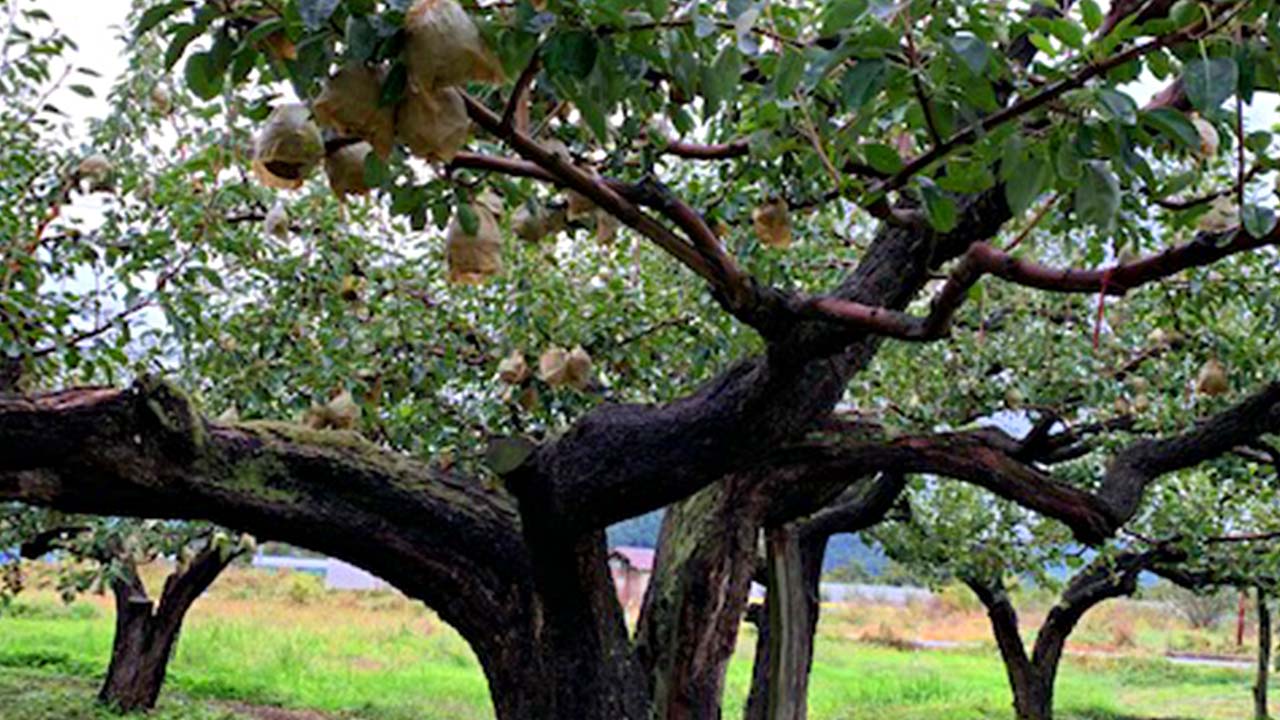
[43,0,131,123]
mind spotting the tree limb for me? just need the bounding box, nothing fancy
[799,219,1280,341]
[0,379,534,656]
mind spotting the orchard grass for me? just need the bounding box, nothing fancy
[0,568,1259,720]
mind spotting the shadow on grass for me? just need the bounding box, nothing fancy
[1068,708,1208,720]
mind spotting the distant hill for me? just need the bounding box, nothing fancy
[606,510,665,547]
[607,511,889,574]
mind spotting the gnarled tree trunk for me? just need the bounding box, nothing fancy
[98,546,240,711]
[964,578,1052,720]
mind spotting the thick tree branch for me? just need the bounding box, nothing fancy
[1100,381,1280,527]
[764,429,1116,543]
[461,94,767,329]
[0,379,534,663]
[765,382,1280,544]
[799,218,1279,340]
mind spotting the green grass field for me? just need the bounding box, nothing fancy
[0,569,1263,720]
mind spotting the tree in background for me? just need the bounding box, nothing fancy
[872,452,1280,720]
[2,1,1280,718]
[0,513,251,711]
[0,4,253,711]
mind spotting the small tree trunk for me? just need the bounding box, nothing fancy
[762,527,809,720]
[744,529,827,720]
[98,568,173,712]
[1010,675,1053,720]
[746,475,905,720]
[1256,587,1271,720]
[965,578,1052,720]
[98,546,240,712]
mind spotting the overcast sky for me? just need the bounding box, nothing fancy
[42,1,131,122]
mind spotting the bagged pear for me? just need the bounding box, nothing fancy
[1197,196,1237,233]
[404,0,504,90]
[446,201,502,284]
[566,189,595,221]
[539,346,593,390]
[539,347,569,387]
[498,350,530,384]
[752,198,792,248]
[325,141,374,199]
[512,201,566,243]
[397,85,470,162]
[1195,358,1229,396]
[1191,114,1219,159]
[77,153,114,192]
[253,104,324,190]
[150,84,172,116]
[595,211,620,245]
[304,390,361,430]
[314,64,396,158]
[565,346,593,390]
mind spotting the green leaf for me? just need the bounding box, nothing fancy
[1047,18,1086,49]
[457,203,479,236]
[135,1,187,39]
[163,24,206,71]
[1004,151,1052,214]
[346,16,378,62]
[1183,57,1238,112]
[183,51,224,101]
[545,31,599,79]
[1097,88,1137,125]
[1169,0,1200,28]
[863,143,903,174]
[820,0,868,35]
[1081,0,1103,32]
[1245,131,1271,154]
[485,437,536,476]
[701,47,740,117]
[67,84,94,98]
[1242,204,1277,239]
[379,63,408,107]
[363,152,388,190]
[948,34,989,74]
[840,59,886,111]
[937,159,994,194]
[772,49,805,97]
[919,178,957,233]
[1074,160,1120,229]
[1142,108,1199,151]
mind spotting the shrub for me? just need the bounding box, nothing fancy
[284,572,326,605]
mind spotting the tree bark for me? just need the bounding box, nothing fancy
[966,578,1052,720]
[99,560,170,712]
[744,601,772,720]
[752,528,826,720]
[1257,587,1271,720]
[745,474,906,720]
[635,476,772,720]
[98,545,240,711]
